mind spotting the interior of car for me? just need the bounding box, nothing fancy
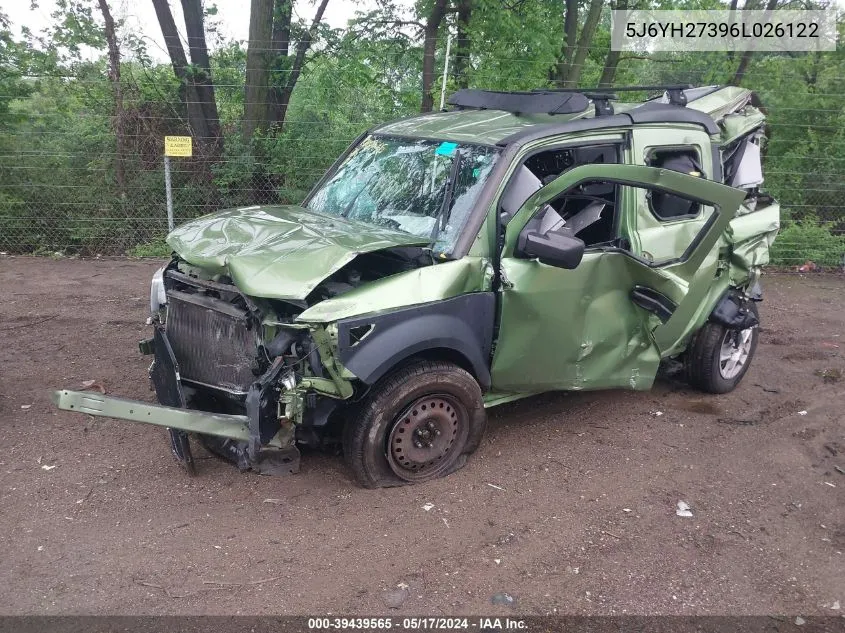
[644,148,703,219]
[501,144,621,248]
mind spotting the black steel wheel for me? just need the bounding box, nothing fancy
[344,360,486,488]
[386,394,469,481]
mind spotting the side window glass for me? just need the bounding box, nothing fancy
[645,149,703,220]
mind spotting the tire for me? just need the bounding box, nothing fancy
[686,303,759,394]
[344,360,487,488]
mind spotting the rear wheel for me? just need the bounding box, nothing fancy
[344,360,486,488]
[686,304,759,394]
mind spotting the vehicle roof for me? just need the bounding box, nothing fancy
[375,109,596,146]
[374,86,756,146]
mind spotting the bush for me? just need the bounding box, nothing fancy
[127,239,171,257]
[769,217,845,267]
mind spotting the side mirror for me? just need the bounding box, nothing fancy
[517,228,585,269]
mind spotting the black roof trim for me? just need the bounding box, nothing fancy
[629,102,719,134]
[496,104,718,147]
[448,89,590,115]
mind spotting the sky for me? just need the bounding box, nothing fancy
[2,0,392,61]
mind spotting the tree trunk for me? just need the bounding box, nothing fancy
[554,0,578,84]
[421,0,449,112]
[597,49,620,87]
[180,0,221,154]
[598,0,627,87]
[96,0,125,198]
[730,50,754,86]
[151,0,208,142]
[726,0,739,61]
[244,0,275,141]
[151,0,219,157]
[268,0,293,123]
[271,0,292,58]
[453,0,472,89]
[564,0,604,88]
[730,0,778,86]
[270,0,330,128]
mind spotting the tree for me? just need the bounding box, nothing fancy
[421,0,450,112]
[0,11,34,126]
[151,0,221,156]
[729,0,780,86]
[243,0,275,140]
[554,0,605,88]
[269,0,331,129]
[597,0,627,87]
[453,0,472,88]
[96,0,126,197]
[268,0,292,123]
[242,0,331,139]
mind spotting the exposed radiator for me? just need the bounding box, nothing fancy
[165,289,257,394]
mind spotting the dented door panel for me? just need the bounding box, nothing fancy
[491,252,661,392]
[492,164,747,393]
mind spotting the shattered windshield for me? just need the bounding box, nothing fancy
[307,135,499,254]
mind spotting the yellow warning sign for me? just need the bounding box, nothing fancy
[164,136,192,157]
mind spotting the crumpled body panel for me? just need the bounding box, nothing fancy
[726,201,780,282]
[166,205,428,300]
[298,257,492,322]
[491,252,662,392]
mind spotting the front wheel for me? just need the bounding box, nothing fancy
[343,360,487,488]
[686,304,759,394]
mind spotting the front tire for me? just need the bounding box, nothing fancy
[686,304,759,394]
[344,360,487,488]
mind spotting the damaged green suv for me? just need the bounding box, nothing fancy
[54,85,780,487]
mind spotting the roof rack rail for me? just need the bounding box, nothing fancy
[581,91,617,117]
[447,85,704,117]
[542,84,694,107]
[447,89,590,116]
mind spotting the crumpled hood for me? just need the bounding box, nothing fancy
[167,205,428,300]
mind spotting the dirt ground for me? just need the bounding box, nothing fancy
[0,256,843,616]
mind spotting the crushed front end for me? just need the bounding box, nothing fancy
[142,259,353,475]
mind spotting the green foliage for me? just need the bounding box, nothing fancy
[0,11,35,126]
[465,0,561,90]
[1,0,844,263]
[769,217,845,268]
[127,239,172,257]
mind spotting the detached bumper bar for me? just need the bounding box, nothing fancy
[51,389,261,443]
[52,389,298,475]
[53,325,301,477]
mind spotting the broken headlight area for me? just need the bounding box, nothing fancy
[150,265,167,314]
[143,265,348,476]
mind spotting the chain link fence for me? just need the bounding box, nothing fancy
[1,46,844,268]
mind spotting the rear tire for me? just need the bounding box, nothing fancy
[686,303,759,394]
[344,360,487,488]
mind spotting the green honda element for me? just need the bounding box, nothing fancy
[54,85,780,487]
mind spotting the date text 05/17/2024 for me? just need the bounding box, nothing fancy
[306,617,528,630]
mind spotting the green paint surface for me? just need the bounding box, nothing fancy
[167,204,428,301]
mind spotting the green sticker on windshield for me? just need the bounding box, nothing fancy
[435,141,458,157]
